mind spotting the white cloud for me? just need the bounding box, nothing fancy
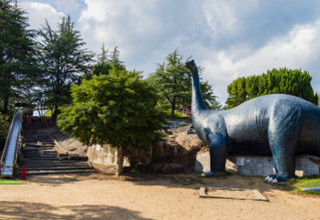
[20,1,64,30]
[19,0,320,104]
[200,21,320,102]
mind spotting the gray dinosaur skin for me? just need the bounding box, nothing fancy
[185,60,320,182]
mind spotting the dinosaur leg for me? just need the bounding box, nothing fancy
[201,131,228,177]
[265,105,302,183]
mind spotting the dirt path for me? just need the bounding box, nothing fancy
[0,173,320,219]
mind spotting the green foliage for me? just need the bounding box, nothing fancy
[58,67,167,149]
[0,0,38,114]
[43,110,52,117]
[148,49,222,119]
[36,15,94,123]
[226,68,318,109]
[0,113,8,150]
[0,179,25,185]
[163,109,188,118]
[87,45,126,80]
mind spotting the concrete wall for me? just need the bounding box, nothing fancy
[87,144,130,167]
[195,152,320,177]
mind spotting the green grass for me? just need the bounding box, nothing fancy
[281,176,320,196]
[164,110,188,118]
[0,179,25,185]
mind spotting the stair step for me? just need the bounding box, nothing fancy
[19,165,91,169]
[21,161,89,164]
[19,163,91,168]
[22,152,56,155]
[19,163,90,167]
[22,153,56,155]
[19,166,93,171]
[22,156,58,158]
[22,158,58,160]
[22,157,58,160]
[23,169,96,175]
[22,157,59,160]
[23,149,55,151]
[24,145,54,148]
[20,128,95,175]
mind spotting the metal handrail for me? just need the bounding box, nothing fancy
[163,121,196,135]
[0,111,17,166]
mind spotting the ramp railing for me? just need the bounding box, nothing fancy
[163,121,196,135]
[1,111,23,177]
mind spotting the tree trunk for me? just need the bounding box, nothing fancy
[3,96,8,115]
[116,145,124,177]
[170,102,175,120]
[127,145,137,168]
[51,105,60,124]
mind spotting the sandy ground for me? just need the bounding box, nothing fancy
[0,173,320,220]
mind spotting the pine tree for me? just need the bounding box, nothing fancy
[148,49,222,119]
[0,0,37,114]
[89,45,125,79]
[36,16,94,123]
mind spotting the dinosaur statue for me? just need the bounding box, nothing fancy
[185,60,320,183]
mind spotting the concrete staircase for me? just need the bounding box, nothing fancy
[20,130,95,175]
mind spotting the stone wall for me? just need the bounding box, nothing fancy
[87,144,130,172]
[195,152,320,177]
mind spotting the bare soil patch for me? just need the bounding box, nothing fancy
[1,173,319,219]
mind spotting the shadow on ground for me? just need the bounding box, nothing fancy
[0,201,153,220]
[24,173,93,186]
[120,172,275,192]
[24,172,274,193]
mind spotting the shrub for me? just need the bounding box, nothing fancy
[0,113,9,150]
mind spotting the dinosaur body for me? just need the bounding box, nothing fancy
[185,60,320,183]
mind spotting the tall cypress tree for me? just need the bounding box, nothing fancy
[226,68,318,109]
[37,16,94,123]
[0,0,37,114]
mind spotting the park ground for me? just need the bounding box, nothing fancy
[0,172,319,219]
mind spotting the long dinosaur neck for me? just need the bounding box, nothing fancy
[191,68,206,113]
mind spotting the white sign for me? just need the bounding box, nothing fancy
[236,157,246,166]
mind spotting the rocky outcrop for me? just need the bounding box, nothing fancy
[146,134,207,173]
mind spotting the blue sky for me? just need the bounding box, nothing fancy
[19,0,320,104]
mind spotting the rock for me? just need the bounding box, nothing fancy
[58,153,69,158]
[67,146,77,151]
[68,154,80,160]
[148,163,164,172]
[161,163,184,174]
[59,156,69,161]
[152,134,206,168]
[68,154,88,161]
[123,165,147,174]
[146,162,184,174]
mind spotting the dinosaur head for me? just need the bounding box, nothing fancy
[185,60,197,72]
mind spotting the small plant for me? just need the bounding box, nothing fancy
[286,176,320,196]
[0,113,9,150]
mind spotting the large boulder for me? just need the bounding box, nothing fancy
[148,134,207,173]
